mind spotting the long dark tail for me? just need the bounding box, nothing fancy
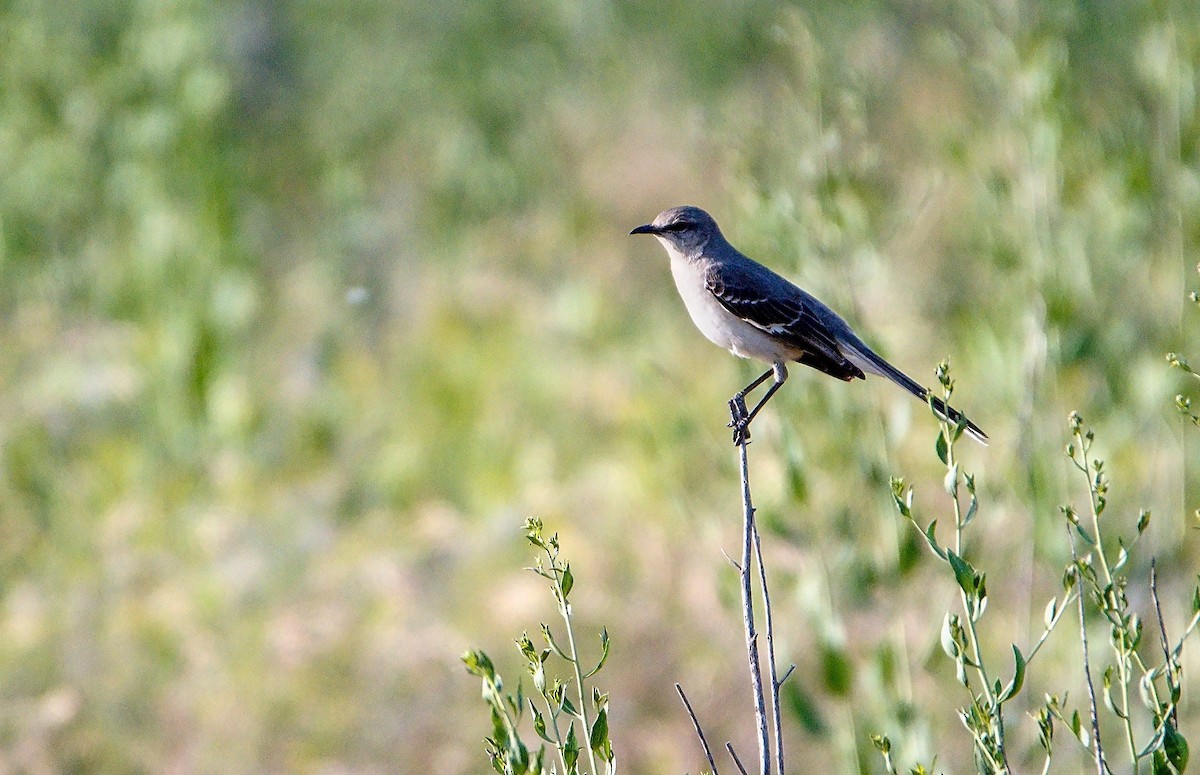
[840,341,989,446]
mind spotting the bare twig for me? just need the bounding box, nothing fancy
[677,683,720,775]
[1149,560,1178,727]
[730,395,771,775]
[726,742,750,775]
[752,517,785,774]
[1066,525,1107,775]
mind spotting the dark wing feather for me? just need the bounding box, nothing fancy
[705,266,865,382]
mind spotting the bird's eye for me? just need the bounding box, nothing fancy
[664,221,690,232]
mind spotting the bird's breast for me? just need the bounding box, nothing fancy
[667,254,796,364]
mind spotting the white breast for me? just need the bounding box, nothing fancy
[663,246,796,364]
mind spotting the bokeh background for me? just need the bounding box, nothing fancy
[2,0,1199,772]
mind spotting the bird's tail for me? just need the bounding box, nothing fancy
[839,340,989,446]
[926,394,988,446]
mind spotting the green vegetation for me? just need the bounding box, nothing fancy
[1,0,1198,772]
[464,518,614,775]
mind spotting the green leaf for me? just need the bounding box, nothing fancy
[589,707,609,754]
[921,519,946,560]
[998,645,1026,702]
[947,550,977,596]
[508,735,531,773]
[1044,597,1059,629]
[963,474,978,527]
[489,713,506,752]
[1075,522,1096,545]
[584,628,610,679]
[561,563,574,599]
[963,493,978,528]
[563,723,580,773]
[1165,722,1189,772]
[1138,510,1152,534]
[530,700,555,744]
[936,431,949,465]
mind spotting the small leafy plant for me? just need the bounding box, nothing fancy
[1046,412,1200,775]
[883,362,1065,774]
[463,518,615,775]
[880,360,1200,775]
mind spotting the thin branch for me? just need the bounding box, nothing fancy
[752,517,785,775]
[677,683,720,775]
[1149,559,1177,727]
[560,584,600,775]
[1067,524,1107,775]
[939,406,1008,769]
[726,743,750,775]
[731,395,771,775]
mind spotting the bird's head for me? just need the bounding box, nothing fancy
[629,205,722,256]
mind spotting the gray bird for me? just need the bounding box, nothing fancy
[630,205,987,445]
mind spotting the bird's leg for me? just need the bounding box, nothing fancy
[744,362,788,424]
[729,362,788,444]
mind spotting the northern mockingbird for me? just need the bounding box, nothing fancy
[630,205,987,445]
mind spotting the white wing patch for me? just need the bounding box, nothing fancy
[762,322,797,338]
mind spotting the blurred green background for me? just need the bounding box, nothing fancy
[2,0,1198,771]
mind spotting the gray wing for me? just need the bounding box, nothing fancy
[704,255,989,443]
[704,263,865,382]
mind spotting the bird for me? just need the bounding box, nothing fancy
[629,205,987,445]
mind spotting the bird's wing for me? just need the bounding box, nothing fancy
[705,264,865,381]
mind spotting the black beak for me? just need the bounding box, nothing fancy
[629,223,658,235]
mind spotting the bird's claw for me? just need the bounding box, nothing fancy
[728,395,752,445]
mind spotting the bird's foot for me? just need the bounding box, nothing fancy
[728,395,752,446]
